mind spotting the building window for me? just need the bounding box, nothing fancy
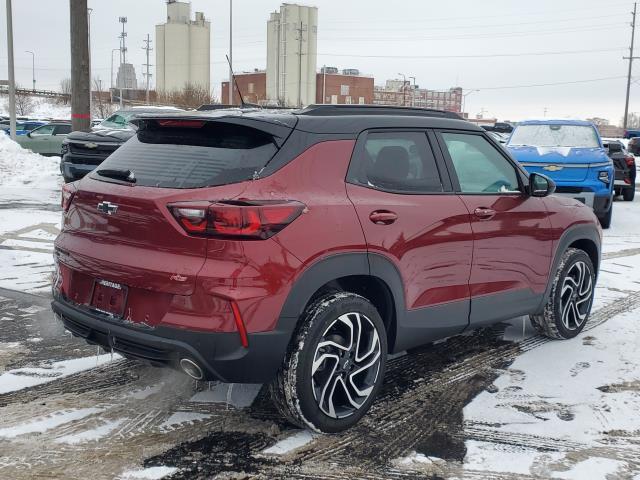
[331,94,338,104]
[248,83,255,94]
[359,96,365,104]
[345,95,352,104]
[340,85,349,96]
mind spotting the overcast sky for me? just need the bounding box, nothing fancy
[0,0,636,123]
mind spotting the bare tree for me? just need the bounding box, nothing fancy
[14,85,35,116]
[156,83,212,110]
[59,77,72,105]
[92,77,116,119]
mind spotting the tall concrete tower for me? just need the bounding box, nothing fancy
[156,1,211,93]
[266,3,318,107]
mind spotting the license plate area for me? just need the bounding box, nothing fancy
[90,279,128,317]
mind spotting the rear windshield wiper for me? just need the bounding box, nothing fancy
[96,168,136,183]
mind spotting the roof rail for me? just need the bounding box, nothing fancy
[297,104,463,119]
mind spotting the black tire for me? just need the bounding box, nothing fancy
[623,186,635,201]
[530,248,595,340]
[269,292,387,433]
[597,203,612,229]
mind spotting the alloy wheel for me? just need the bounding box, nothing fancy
[311,312,382,419]
[560,261,593,331]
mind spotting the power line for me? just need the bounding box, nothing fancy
[323,2,632,25]
[321,12,628,32]
[318,47,625,60]
[468,75,627,91]
[326,23,625,42]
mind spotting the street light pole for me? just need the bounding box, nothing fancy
[110,48,119,90]
[25,50,35,91]
[398,73,406,107]
[6,0,16,140]
[409,76,416,107]
[229,0,233,104]
[462,89,479,117]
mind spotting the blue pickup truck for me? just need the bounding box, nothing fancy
[507,119,614,228]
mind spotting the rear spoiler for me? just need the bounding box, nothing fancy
[130,114,297,148]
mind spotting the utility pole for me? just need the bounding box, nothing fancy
[142,34,153,104]
[229,0,233,104]
[88,7,92,120]
[6,0,16,140]
[70,0,91,132]
[624,2,638,130]
[118,17,127,109]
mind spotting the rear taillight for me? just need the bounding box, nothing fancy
[61,182,77,212]
[169,200,306,239]
[626,156,636,167]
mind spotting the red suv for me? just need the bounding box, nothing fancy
[52,105,601,432]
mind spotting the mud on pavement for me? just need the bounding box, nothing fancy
[1,285,639,479]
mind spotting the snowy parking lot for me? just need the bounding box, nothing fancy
[1,135,639,479]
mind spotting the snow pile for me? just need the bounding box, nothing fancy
[0,130,61,186]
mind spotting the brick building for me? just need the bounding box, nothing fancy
[221,67,374,106]
[373,80,462,113]
[221,70,268,105]
[315,68,374,104]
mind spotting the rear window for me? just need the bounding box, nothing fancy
[508,124,600,148]
[94,121,278,188]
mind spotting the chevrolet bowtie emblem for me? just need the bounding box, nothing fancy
[84,142,98,149]
[543,165,564,172]
[97,201,118,215]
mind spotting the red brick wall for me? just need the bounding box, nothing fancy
[221,72,267,105]
[315,74,374,105]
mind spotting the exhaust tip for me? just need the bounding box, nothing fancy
[180,358,204,380]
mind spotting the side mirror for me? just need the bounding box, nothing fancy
[529,172,556,197]
[26,132,32,138]
[607,142,623,153]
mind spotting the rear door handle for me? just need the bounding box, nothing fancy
[473,207,496,219]
[369,210,398,225]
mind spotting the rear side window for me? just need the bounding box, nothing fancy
[95,121,278,188]
[348,131,443,193]
[54,124,72,135]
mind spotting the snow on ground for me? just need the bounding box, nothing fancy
[117,466,179,480]
[0,99,70,120]
[461,199,640,477]
[0,134,62,292]
[0,354,119,394]
[0,408,102,438]
[262,430,318,455]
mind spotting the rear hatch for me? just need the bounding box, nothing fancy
[56,114,295,325]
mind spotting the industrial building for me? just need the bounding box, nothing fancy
[316,67,374,104]
[220,67,373,107]
[373,80,463,113]
[266,3,318,107]
[115,63,137,90]
[155,0,211,93]
[221,70,268,105]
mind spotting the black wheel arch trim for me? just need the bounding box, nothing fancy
[535,224,601,314]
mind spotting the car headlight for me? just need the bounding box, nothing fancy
[598,170,610,184]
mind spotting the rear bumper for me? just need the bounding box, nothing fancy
[52,294,295,383]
